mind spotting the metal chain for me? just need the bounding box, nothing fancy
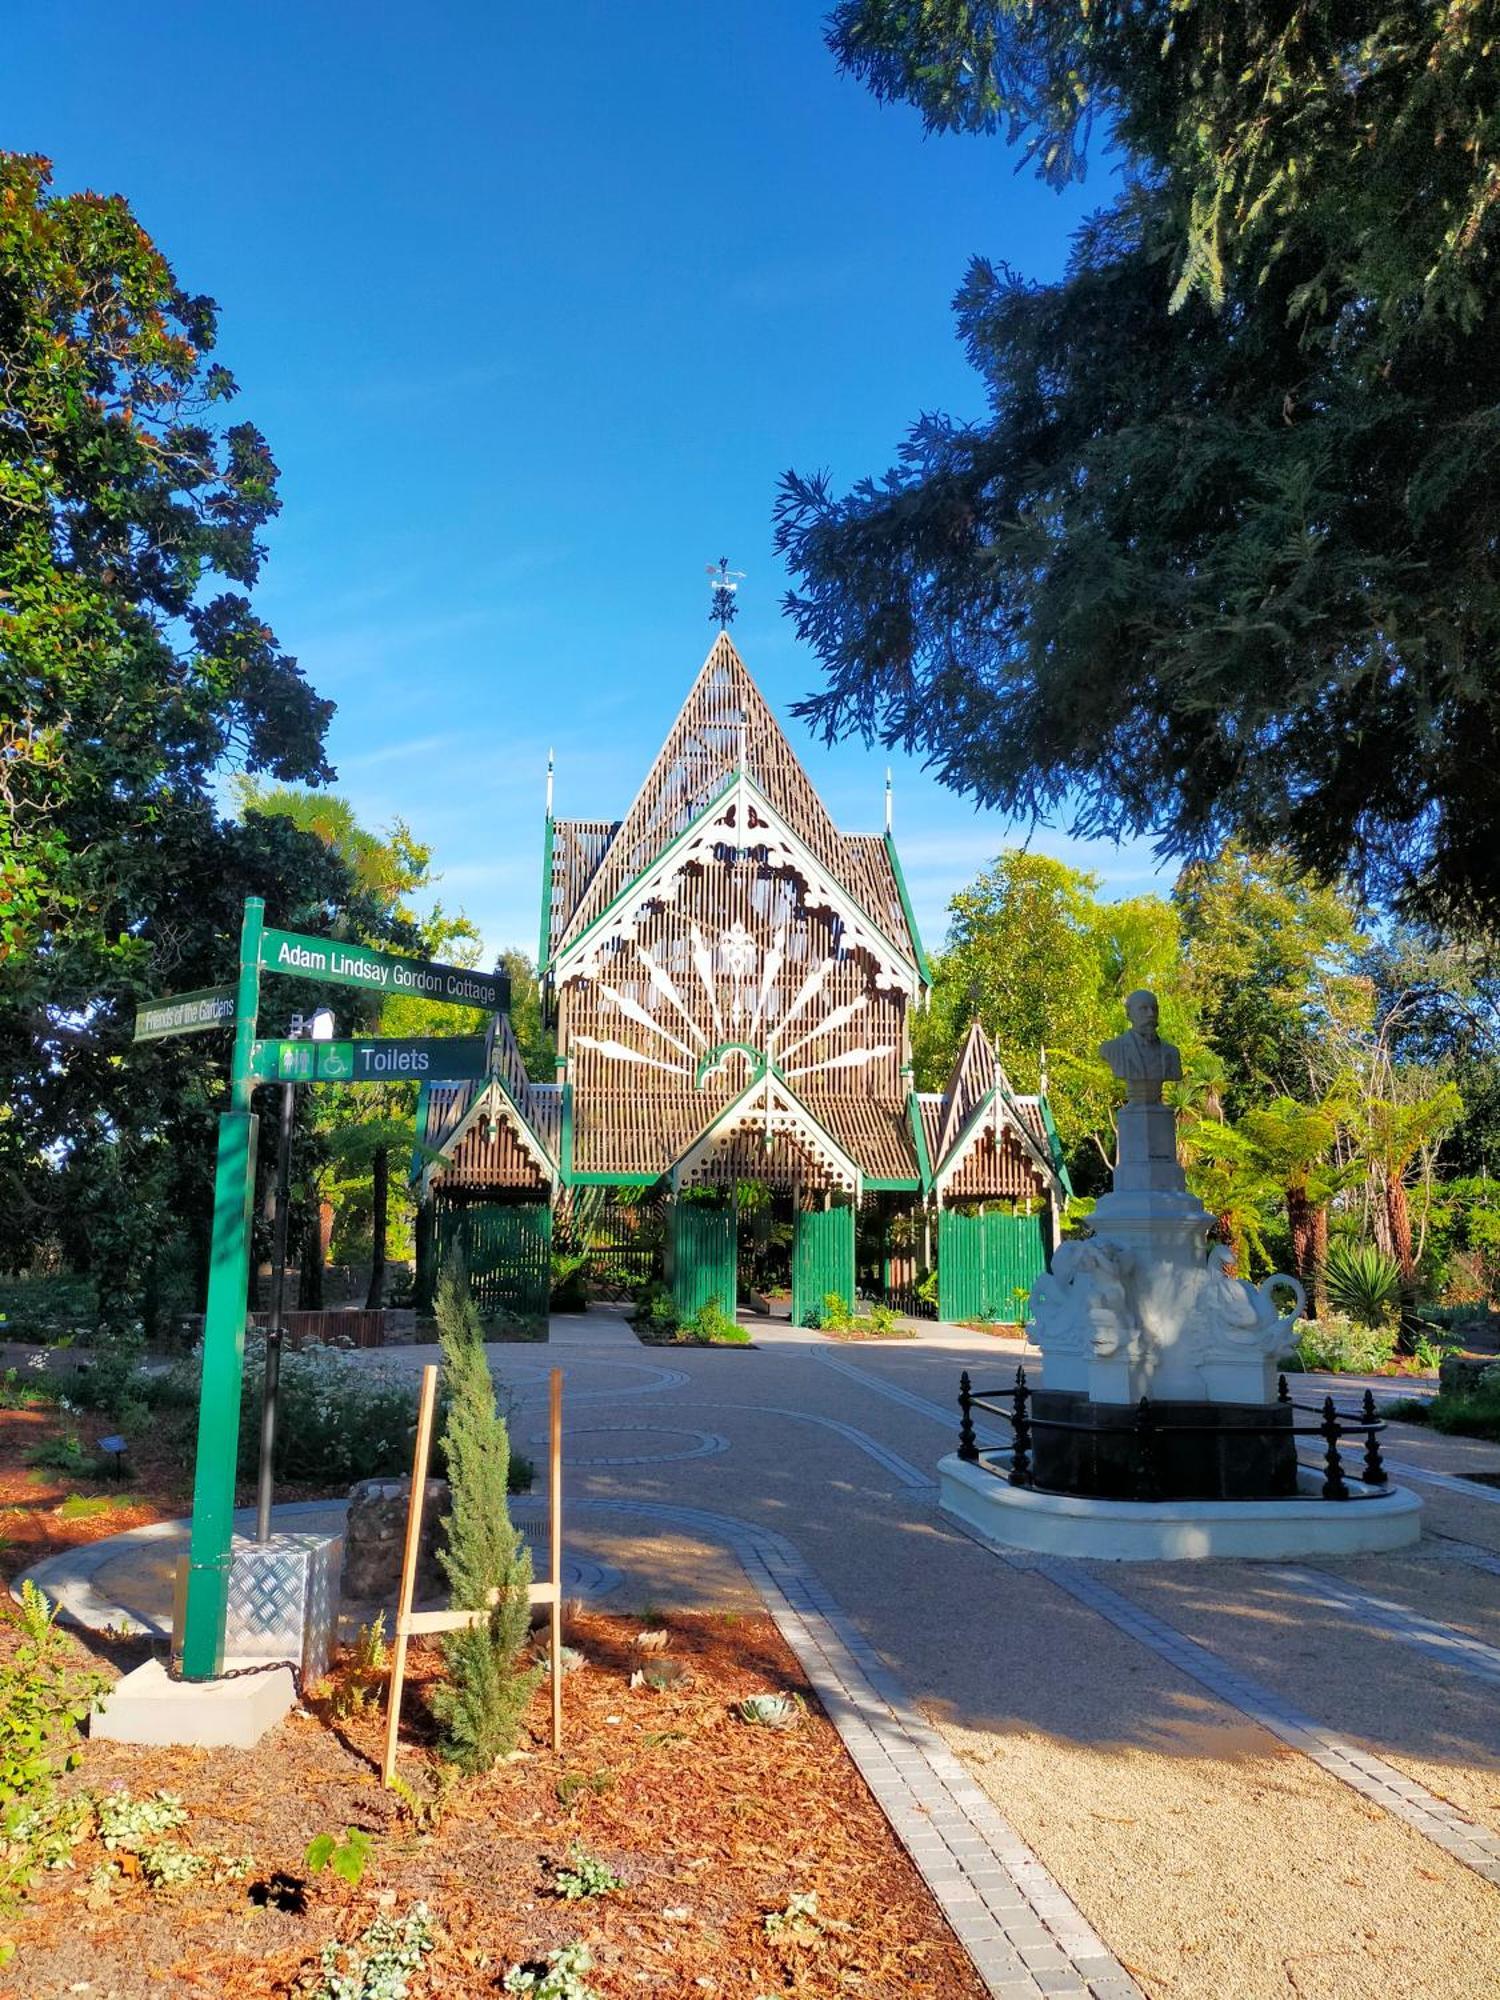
[165,1654,305,1702]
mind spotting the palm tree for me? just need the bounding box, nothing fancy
[1238,1096,1351,1316]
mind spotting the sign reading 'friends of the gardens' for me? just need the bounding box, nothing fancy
[249,1036,490,1083]
[132,985,237,1042]
[259,929,509,1011]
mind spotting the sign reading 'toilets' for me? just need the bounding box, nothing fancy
[249,1036,489,1083]
[258,928,509,1011]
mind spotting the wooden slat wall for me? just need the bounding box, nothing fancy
[945,1125,1045,1201]
[565,857,910,1179]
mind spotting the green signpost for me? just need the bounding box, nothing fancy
[173,900,506,1681]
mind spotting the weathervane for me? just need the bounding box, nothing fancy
[706,555,745,629]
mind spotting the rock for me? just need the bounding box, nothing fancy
[344,1476,448,1602]
[1438,1350,1495,1395]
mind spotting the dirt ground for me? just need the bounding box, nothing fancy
[0,1400,985,2000]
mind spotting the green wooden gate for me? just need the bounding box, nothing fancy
[937,1207,1047,1324]
[792,1202,856,1327]
[669,1197,737,1319]
[435,1200,553,1318]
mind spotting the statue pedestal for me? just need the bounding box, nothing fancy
[1029,1100,1293,1411]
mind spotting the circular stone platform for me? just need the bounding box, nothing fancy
[939,1451,1423,1561]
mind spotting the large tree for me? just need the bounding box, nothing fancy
[776,6,1500,932]
[918,848,1205,1183]
[1175,849,1366,1115]
[0,155,335,1312]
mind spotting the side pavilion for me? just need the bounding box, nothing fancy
[412,633,1069,1324]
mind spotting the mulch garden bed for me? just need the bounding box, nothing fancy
[1,1406,985,1999]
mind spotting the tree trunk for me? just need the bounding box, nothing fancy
[1214,1213,1238,1275]
[1385,1172,1416,1285]
[298,1204,325,1309]
[365,1145,389,1309]
[1310,1206,1329,1318]
[1286,1185,1317,1301]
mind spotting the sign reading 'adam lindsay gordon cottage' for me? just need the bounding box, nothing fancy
[132,985,237,1042]
[259,929,510,1011]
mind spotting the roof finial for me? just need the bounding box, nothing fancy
[545,747,555,816]
[884,766,893,834]
[706,555,745,629]
[1039,1043,1049,1097]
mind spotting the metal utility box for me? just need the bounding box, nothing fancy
[173,1530,343,1681]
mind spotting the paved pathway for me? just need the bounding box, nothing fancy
[23,1309,1500,1998]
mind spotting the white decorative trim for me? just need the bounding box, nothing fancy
[933,1073,1062,1201]
[424,1078,555,1192]
[671,1070,863,1196]
[553,772,920,997]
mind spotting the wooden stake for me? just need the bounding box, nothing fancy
[383,1362,438,1788]
[549,1365,563,1753]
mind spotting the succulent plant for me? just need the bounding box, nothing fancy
[736,1691,805,1730]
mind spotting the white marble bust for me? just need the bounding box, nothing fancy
[1099,990,1182,1104]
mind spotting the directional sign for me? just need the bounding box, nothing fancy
[249,1036,490,1083]
[259,929,508,1011]
[132,985,237,1043]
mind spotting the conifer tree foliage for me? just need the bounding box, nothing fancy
[779,6,1500,932]
[431,1260,540,1773]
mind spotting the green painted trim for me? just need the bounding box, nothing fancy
[409,1080,430,1184]
[1038,1095,1074,1199]
[669,1067,864,1193]
[934,1086,998,1194]
[537,812,555,974]
[865,1176,922,1192]
[906,1092,935,1197]
[884,830,933,986]
[491,1073,558,1179]
[552,772,735,968]
[694,1041,767,1089]
[559,1079,575,1187]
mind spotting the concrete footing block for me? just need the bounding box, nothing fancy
[91,1657,297,1749]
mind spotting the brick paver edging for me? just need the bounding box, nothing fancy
[1023,1556,1500,1891]
[511,1496,1141,2000]
[1274,1564,1500,1691]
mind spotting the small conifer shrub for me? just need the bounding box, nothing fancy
[430,1260,542,1772]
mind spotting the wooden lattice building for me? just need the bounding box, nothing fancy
[413,634,1067,1321]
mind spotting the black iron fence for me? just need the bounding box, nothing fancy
[956,1368,1389,1503]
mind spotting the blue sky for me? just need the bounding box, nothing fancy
[11,1,1164,961]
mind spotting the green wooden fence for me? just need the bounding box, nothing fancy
[669,1197,737,1319]
[434,1200,553,1318]
[937,1207,1047,1324]
[792,1202,856,1327]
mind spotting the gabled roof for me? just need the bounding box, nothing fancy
[552,633,924,972]
[936,1020,997,1162]
[930,1020,1065,1201]
[671,1068,864,1196]
[551,766,922,996]
[415,1016,559,1192]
